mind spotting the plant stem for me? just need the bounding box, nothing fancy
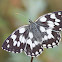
[31,57,33,62]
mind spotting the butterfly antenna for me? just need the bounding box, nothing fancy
[31,57,33,62]
[16,13,28,20]
[16,13,32,23]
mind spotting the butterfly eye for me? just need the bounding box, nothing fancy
[29,19,33,23]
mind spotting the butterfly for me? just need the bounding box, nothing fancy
[2,11,62,57]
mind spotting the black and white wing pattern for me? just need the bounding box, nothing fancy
[36,11,62,48]
[2,11,62,57]
[2,25,43,57]
[36,11,62,31]
[42,31,61,48]
[2,25,29,53]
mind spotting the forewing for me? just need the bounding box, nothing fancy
[2,25,29,53]
[36,11,62,31]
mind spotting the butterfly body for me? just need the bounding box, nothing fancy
[29,22,43,42]
[2,11,62,57]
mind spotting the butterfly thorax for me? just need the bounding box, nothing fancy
[29,22,42,42]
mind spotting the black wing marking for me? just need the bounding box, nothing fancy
[42,31,61,48]
[36,11,62,31]
[35,11,62,48]
[2,25,29,53]
[24,39,43,57]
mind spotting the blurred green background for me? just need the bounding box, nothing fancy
[0,0,62,62]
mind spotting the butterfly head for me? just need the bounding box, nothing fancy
[29,19,33,24]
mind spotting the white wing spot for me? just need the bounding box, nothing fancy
[52,42,56,45]
[20,49,23,52]
[48,24,54,28]
[42,38,45,41]
[27,39,33,49]
[17,41,20,47]
[8,50,10,52]
[27,55,31,57]
[46,29,54,39]
[50,13,56,19]
[47,21,54,24]
[55,19,60,22]
[44,35,48,40]
[28,32,33,39]
[58,12,61,15]
[12,51,14,53]
[32,53,34,55]
[34,41,38,45]
[40,17,47,22]
[11,34,17,41]
[21,36,26,43]
[6,50,8,52]
[59,28,62,30]
[46,29,52,35]
[16,52,18,53]
[40,26,45,32]
[48,34,54,39]
[2,47,3,49]
[6,40,9,43]
[19,28,25,33]
[57,37,60,40]
[47,21,55,28]
[7,44,10,48]
[13,41,17,46]
[48,47,52,48]
[43,44,46,47]
[35,51,38,55]
[19,35,22,41]
[3,49,6,50]
[39,49,42,52]
[32,43,35,47]
[54,22,59,26]
[19,35,26,43]
[48,44,51,47]
[56,40,58,43]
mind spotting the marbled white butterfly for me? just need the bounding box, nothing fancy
[2,11,62,57]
